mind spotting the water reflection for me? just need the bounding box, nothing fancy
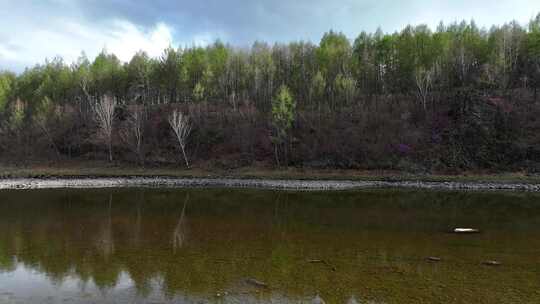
[172,194,189,252]
[0,189,539,303]
[95,194,115,260]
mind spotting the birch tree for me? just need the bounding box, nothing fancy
[34,97,60,158]
[120,107,144,164]
[415,66,434,111]
[93,95,116,162]
[168,109,192,168]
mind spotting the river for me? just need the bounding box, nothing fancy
[0,188,539,303]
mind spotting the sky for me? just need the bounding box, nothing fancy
[1,0,540,72]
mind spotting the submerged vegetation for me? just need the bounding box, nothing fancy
[2,15,540,172]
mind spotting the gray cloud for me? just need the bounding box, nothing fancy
[1,0,540,71]
[69,0,540,43]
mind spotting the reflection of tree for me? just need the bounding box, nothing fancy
[272,192,291,238]
[0,245,15,272]
[132,191,144,247]
[96,194,115,259]
[92,194,121,292]
[172,193,189,252]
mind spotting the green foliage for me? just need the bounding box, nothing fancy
[34,96,55,125]
[126,51,152,102]
[11,99,25,129]
[5,18,540,109]
[317,31,352,82]
[528,26,540,58]
[310,71,326,103]
[206,40,230,99]
[90,50,125,97]
[192,82,205,102]
[0,72,14,114]
[334,74,357,104]
[271,85,296,142]
[530,13,540,33]
[158,46,185,102]
[184,46,209,95]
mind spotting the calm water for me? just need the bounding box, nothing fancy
[0,189,540,304]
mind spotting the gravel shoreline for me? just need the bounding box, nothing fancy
[0,177,539,192]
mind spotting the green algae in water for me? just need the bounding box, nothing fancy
[0,188,539,303]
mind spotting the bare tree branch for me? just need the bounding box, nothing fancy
[93,95,116,162]
[168,109,192,168]
[415,66,435,112]
[120,106,144,164]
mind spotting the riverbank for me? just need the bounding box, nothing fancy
[1,177,540,191]
[1,163,540,191]
[2,173,540,192]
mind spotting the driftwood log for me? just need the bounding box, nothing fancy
[245,278,269,288]
[308,259,337,271]
[427,257,442,262]
[483,260,502,266]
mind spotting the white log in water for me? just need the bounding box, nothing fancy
[483,260,502,266]
[453,228,480,233]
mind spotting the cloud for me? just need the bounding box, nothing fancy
[1,0,540,72]
[103,21,174,61]
[0,15,175,71]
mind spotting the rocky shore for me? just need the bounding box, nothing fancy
[0,177,539,191]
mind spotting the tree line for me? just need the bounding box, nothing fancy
[1,15,540,172]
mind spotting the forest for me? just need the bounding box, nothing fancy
[1,15,540,173]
